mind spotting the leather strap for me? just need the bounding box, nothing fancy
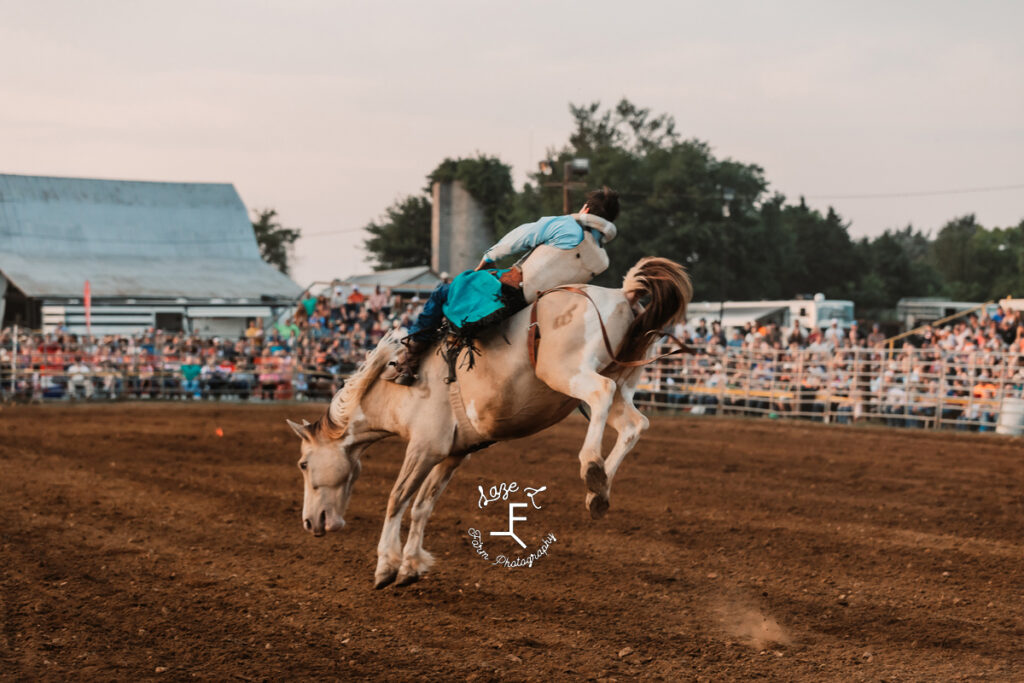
[528,298,541,368]
[449,379,488,449]
[527,285,696,370]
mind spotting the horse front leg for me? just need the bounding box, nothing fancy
[374,441,446,589]
[589,378,649,519]
[577,373,617,505]
[540,365,617,516]
[394,453,468,587]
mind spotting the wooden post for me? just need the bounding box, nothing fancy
[935,351,947,431]
[10,324,17,395]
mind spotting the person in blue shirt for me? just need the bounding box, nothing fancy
[389,187,620,385]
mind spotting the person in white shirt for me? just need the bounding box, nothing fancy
[823,319,843,348]
[66,357,93,399]
[367,285,388,313]
[330,281,347,324]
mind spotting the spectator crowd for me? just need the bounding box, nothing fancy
[639,304,1024,431]
[3,288,1024,433]
[0,283,423,402]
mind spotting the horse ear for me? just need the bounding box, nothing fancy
[286,419,312,441]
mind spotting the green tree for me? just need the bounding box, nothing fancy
[889,226,942,299]
[517,99,771,297]
[363,156,514,271]
[988,219,1024,299]
[428,155,515,226]
[969,223,1024,300]
[921,215,1024,302]
[930,215,989,300]
[357,98,1022,314]
[844,225,943,318]
[362,196,432,271]
[252,209,300,276]
[771,201,861,300]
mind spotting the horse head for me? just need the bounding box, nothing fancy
[286,342,396,536]
[287,417,361,536]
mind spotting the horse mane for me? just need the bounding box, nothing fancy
[312,334,397,440]
[616,257,693,364]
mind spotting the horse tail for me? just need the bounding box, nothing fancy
[617,257,693,364]
[318,333,397,439]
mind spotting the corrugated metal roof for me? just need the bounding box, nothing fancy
[346,266,441,291]
[0,173,301,299]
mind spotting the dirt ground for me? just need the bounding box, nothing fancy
[1,403,1022,681]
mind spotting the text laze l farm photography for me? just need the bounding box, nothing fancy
[469,480,559,569]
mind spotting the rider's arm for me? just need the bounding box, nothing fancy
[480,216,583,265]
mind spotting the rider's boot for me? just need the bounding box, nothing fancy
[389,336,431,386]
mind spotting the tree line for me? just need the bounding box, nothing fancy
[357,100,1023,316]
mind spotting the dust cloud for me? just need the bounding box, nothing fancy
[717,603,793,650]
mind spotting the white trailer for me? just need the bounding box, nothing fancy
[685,295,855,332]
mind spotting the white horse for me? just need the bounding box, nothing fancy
[287,257,692,588]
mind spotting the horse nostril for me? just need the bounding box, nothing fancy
[303,519,312,531]
[319,509,326,528]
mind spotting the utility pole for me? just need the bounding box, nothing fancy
[717,187,735,327]
[539,158,589,213]
[562,162,571,214]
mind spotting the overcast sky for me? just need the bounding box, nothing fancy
[2,0,1022,286]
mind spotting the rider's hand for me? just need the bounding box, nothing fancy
[474,259,494,272]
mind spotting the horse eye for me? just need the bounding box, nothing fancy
[299,461,308,471]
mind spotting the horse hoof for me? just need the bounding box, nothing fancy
[584,461,608,496]
[395,571,421,587]
[587,491,610,520]
[373,570,398,590]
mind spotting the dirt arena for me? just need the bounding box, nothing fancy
[1,404,1022,681]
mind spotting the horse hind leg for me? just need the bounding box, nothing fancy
[394,453,468,587]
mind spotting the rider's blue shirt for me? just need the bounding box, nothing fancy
[482,215,596,264]
[437,216,591,331]
[407,215,607,335]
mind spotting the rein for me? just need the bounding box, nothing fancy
[527,285,696,370]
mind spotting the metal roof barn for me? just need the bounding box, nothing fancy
[0,173,302,333]
[0,173,301,299]
[345,266,442,295]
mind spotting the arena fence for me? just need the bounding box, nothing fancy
[5,336,1024,434]
[1,346,345,403]
[635,345,1024,433]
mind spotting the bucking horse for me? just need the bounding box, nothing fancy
[286,256,692,588]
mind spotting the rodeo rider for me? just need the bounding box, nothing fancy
[387,187,621,386]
